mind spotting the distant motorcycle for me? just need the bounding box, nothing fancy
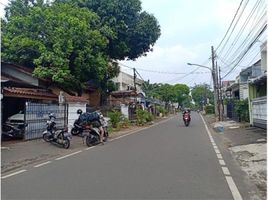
[183,112,191,127]
[42,113,72,149]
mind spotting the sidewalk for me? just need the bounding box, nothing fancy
[1,116,171,175]
[203,114,267,199]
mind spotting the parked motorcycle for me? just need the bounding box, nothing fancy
[71,119,83,136]
[42,113,72,149]
[183,112,191,127]
[72,109,109,146]
[83,124,109,147]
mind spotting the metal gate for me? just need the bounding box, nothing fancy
[226,100,239,121]
[24,102,68,140]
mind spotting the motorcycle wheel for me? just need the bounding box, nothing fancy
[184,121,189,127]
[62,138,70,149]
[103,131,109,142]
[71,128,80,136]
[86,135,99,147]
[43,133,50,142]
[57,133,70,149]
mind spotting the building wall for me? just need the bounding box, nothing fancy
[261,42,267,72]
[112,71,143,93]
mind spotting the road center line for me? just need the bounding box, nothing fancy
[1,170,27,179]
[55,151,82,160]
[34,161,52,168]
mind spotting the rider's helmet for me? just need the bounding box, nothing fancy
[48,113,56,119]
[77,109,83,115]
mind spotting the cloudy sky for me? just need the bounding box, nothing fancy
[1,0,266,87]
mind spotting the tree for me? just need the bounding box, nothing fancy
[173,84,190,107]
[191,84,214,108]
[2,2,113,93]
[56,0,161,60]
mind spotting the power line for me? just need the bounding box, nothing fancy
[222,24,267,78]
[219,0,263,59]
[218,11,267,69]
[215,0,245,52]
[216,0,250,56]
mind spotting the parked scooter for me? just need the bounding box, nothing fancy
[83,123,109,147]
[42,113,72,149]
[72,109,109,146]
[183,111,191,127]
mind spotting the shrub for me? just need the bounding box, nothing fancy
[119,117,130,128]
[234,99,249,122]
[205,105,215,114]
[108,110,122,128]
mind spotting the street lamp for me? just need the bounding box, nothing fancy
[187,63,212,71]
[187,62,219,120]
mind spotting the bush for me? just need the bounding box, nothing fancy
[234,99,249,122]
[205,105,215,114]
[119,117,130,128]
[156,106,167,116]
[107,110,122,128]
[136,109,154,125]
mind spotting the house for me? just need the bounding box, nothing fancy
[247,41,267,129]
[1,62,99,140]
[110,69,144,119]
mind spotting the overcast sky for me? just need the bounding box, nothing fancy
[1,0,266,88]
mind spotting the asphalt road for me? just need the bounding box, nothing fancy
[1,113,255,199]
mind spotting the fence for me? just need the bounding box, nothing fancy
[226,99,239,121]
[24,102,67,140]
[252,96,267,129]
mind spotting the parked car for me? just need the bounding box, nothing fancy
[2,111,28,140]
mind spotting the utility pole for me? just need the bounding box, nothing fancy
[219,67,224,121]
[211,46,219,120]
[215,61,221,121]
[133,68,137,92]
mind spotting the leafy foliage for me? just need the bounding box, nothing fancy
[136,109,153,125]
[56,0,161,60]
[191,84,214,108]
[234,99,249,122]
[107,110,122,128]
[142,81,191,107]
[2,2,111,92]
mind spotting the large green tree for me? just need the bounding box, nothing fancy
[191,84,214,108]
[1,1,113,93]
[56,0,161,60]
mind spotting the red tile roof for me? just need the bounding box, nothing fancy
[64,95,88,103]
[3,87,58,99]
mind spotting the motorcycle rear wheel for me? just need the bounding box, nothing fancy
[43,133,50,142]
[71,128,80,136]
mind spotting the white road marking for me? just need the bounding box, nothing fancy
[1,170,27,179]
[222,167,231,175]
[225,176,243,200]
[55,151,82,160]
[34,161,52,168]
[217,153,223,159]
[219,159,226,166]
[85,146,95,150]
[200,114,242,199]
